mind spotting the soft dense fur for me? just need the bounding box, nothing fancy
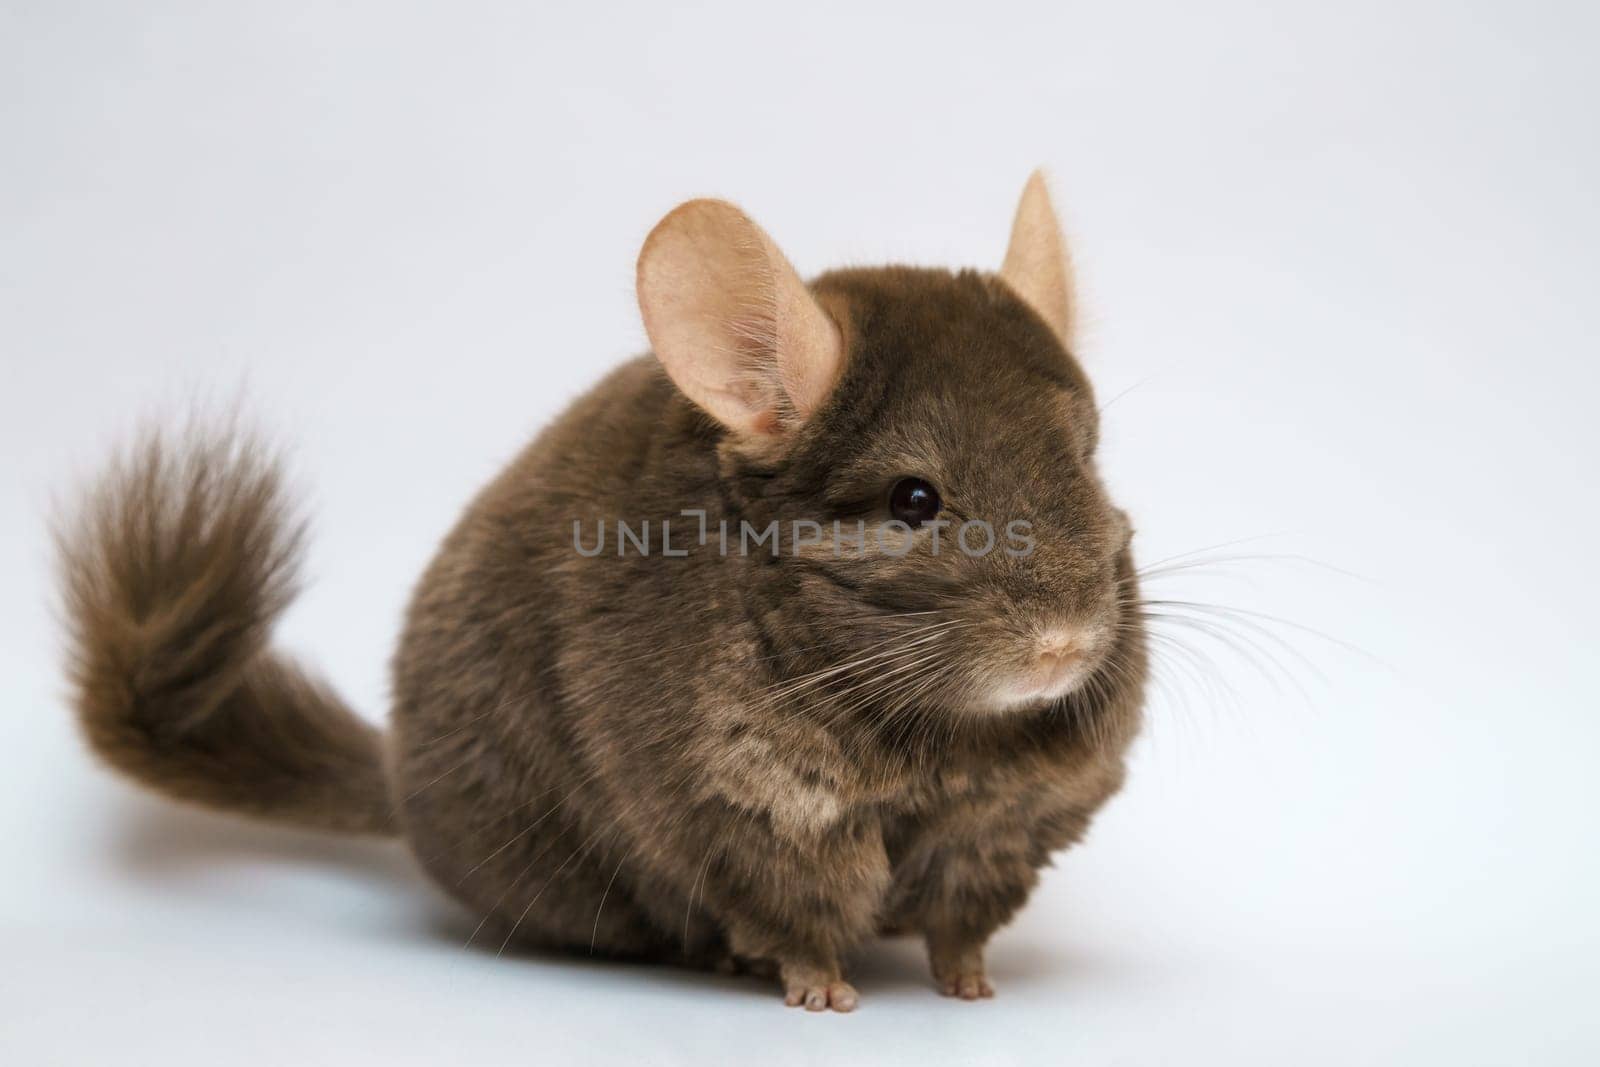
[58,429,390,834]
[59,175,1147,1011]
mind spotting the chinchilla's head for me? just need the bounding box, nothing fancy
[636,173,1138,722]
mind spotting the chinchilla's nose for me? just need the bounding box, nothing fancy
[1033,627,1088,684]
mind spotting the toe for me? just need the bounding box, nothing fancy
[779,960,856,1013]
[827,981,859,1012]
[938,972,994,1000]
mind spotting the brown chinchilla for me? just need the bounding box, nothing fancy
[58,172,1146,1012]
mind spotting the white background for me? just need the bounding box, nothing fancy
[3,2,1597,1064]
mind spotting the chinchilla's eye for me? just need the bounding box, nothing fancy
[889,477,942,525]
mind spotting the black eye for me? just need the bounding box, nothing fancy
[889,477,942,525]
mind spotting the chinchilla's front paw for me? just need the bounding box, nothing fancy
[928,935,995,1001]
[779,959,859,1013]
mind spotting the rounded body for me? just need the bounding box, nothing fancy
[389,268,1147,973]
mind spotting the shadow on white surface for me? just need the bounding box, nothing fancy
[92,798,1132,1001]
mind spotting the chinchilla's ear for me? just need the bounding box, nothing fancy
[636,199,844,440]
[1000,169,1076,349]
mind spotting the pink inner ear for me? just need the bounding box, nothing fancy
[1000,171,1075,349]
[775,282,845,423]
[637,198,844,437]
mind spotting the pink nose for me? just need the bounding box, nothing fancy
[1034,628,1085,680]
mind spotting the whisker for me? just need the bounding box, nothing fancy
[1144,598,1388,669]
[590,841,631,955]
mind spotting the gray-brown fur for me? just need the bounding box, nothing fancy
[57,429,390,834]
[57,185,1147,1011]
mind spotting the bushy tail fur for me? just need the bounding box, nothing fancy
[56,425,394,835]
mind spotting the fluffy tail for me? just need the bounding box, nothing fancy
[56,425,394,835]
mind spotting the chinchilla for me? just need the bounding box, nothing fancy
[58,172,1146,1011]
